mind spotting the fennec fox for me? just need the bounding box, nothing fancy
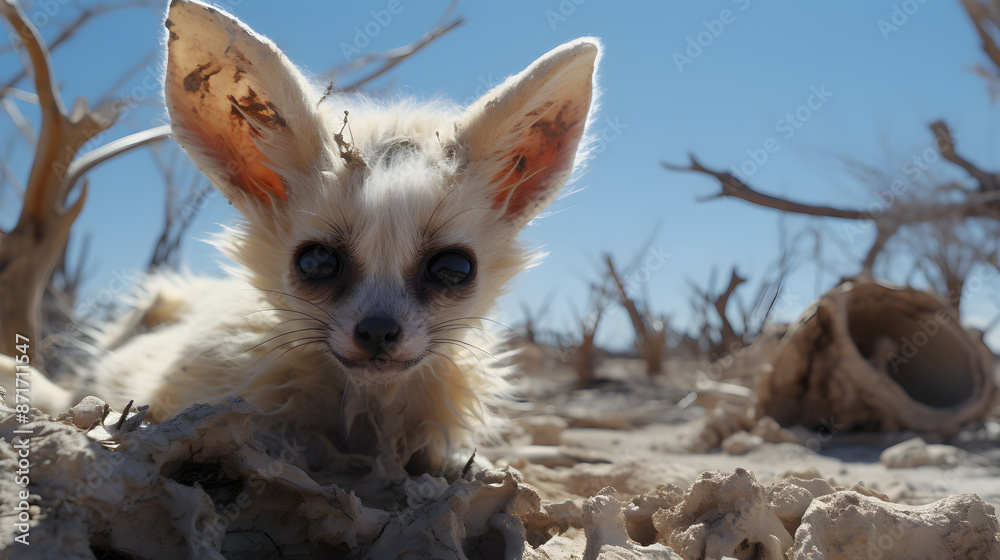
[20,0,600,476]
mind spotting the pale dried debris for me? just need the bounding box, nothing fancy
[1,398,385,557]
[692,400,757,453]
[720,431,766,455]
[880,436,967,468]
[791,491,1000,559]
[749,415,802,444]
[766,475,890,538]
[0,398,552,558]
[694,400,805,453]
[519,414,569,446]
[648,468,999,560]
[513,459,695,503]
[687,378,756,412]
[5,397,1000,559]
[581,487,681,560]
[690,399,802,454]
[0,397,687,558]
[623,485,686,546]
[488,444,617,468]
[653,468,793,560]
[56,395,108,429]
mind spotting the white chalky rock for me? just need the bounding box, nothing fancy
[653,468,792,560]
[791,491,1000,559]
[880,437,965,468]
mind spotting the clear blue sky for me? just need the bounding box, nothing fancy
[2,0,999,350]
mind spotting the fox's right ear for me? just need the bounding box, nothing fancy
[457,38,600,231]
[164,0,326,214]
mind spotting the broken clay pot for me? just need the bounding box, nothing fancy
[757,281,996,436]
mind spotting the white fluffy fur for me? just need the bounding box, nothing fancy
[30,1,600,478]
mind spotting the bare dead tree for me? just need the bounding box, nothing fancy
[146,145,212,271]
[960,0,1000,98]
[663,120,1000,289]
[689,268,746,358]
[899,220,984,310]
[604,254,668,376]
[320,1,464,96]
[0,1,167,366]
[559,289,609,387]
[687,258,790,359]
[664,5,1000,303]
[0,0,156,97]
[517,289,557,346]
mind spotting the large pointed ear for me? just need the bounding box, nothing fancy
[164,0,326,210]
[457,38,600,229]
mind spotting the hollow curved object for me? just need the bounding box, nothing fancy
[757,281,997,436]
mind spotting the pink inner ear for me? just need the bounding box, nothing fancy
[167,66,287,205]
[193,117,287,204]
[490,101,585,220]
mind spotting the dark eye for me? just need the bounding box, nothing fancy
[295,244,342,280]
[426,251,474,287]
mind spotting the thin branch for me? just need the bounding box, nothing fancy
[1,0,65,120]
[2,96,34,143]
[0,156,22,199]
[663,153,1000,225]
[0,87,37,103]
[714,269,746,331]
[146,144,211,270]
[96,49,157,108]
[930,119,1000,192]
[663,154,868,220]
[324,1,464,95]
[960,0,1000,77]
[61,125,171,200]
[0,0,154,96]
[605,254,649,338]
[343,19,463,93]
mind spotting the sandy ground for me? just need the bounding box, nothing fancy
[497,355,1000,511]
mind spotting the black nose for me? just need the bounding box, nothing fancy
[354,317,401,353]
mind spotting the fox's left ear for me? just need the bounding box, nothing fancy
[458,38,600,229]
[163,0,326,211]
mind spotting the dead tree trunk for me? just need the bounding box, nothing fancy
[605,254,667,375]
[692,269,748,358]
[0,1,113,366]
[570,302,605,387]
[0,2,168,366]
